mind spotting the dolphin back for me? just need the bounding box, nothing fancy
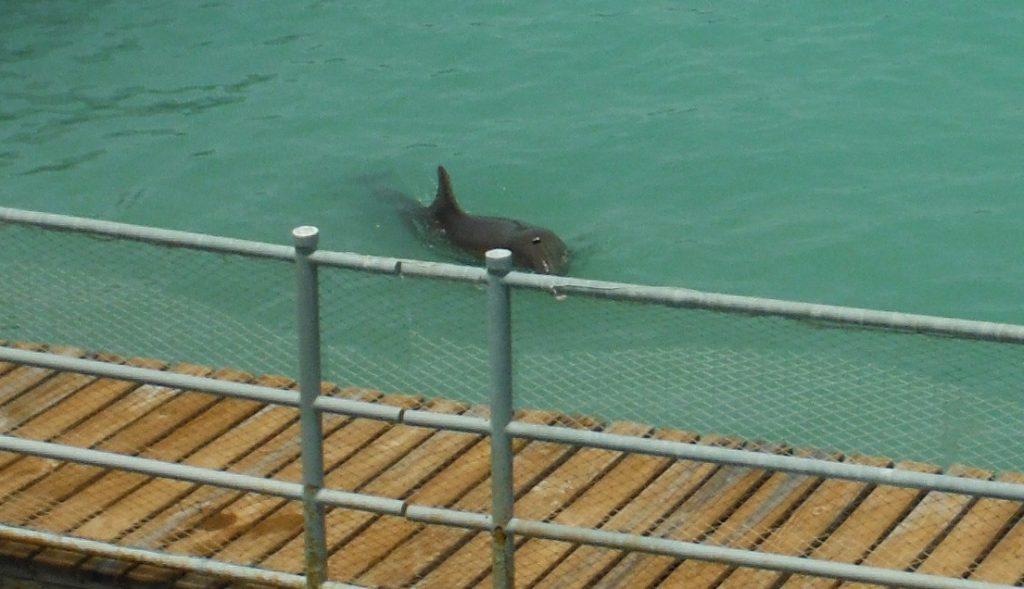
[427,166,570,275]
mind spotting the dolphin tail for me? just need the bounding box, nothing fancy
[429,165,464,217]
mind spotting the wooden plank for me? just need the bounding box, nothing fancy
[0,363,50,407]
[0,339,22,375]
[590,438,768,589]
[778,460,942,589]
[103,431,344,582]
[654,449,832,589]
[169,395,442,588]
[0,343,49,404]
[0,363,221,563]
[25,369,265,570]
[0,357,167,515]
[412,421,653,589]
[253,399,476,579]
[71,377,296,540]
[969,507,1024,584]
[142,399,477,585]
[161,393,414,571]
[162,393,425,588]
[837,464,991,589]
[0,352,161,528]
[326,410,559,583]
[716,455,891,589]
[476,429,695,589]
[118,387,378,583]
[532,433,722,589]
[354,415,602,589]
[0,347,88,423]
[0,354,1020,589]
[0,363,217,527]
[1,352,160,448]
[916,471,1024,579]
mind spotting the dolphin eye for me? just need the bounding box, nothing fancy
[532,237,542,244]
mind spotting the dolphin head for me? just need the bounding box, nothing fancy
[508,227,570,275]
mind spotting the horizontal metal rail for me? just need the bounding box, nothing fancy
[4,206,1024,589]
[1,435,1011,589]
[508,519,1012,589]
[0,346,492,434]
[0,435,489,528]
[0,524,361,589]
[506,421,1024,502]
[4,206,1024,343]
[0,206,295,262]
[500,273,1024,344]
[4,346,1021,503]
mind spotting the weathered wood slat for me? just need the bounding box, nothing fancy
[0,364,218,527]
[837,465,992,589]
[329,410,559,583]
[414,421,652,589]
[778,461,943,589]
[0,347,1022,589]
[533,431,715,589]
[479,429,694,589]
[590,437,761,589]
[715,454,891,589]
[655,449,831,588]
[27,370,268,571]
[173,394,429,588]
[916,471,1024,580]
[354,415,591,588]
[121,387,378,584]
[970,515,1024,584]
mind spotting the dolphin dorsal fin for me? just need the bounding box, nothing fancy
[430,165,464,217]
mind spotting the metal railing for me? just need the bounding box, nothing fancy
[0,206,1022,589]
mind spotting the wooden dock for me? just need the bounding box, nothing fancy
[0,343,1022,589]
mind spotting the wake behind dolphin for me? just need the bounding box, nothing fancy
[369,166,570,275]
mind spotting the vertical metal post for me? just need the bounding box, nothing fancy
[293,226,328,589]
[486,248,515,589]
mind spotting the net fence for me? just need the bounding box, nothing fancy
[0,222,296,378]
[1,219,1023,588]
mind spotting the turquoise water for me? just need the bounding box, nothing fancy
[4,1,1023,321]
[3,2,1024,468]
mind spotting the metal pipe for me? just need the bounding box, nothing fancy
[309,249,488,284]
[507,518,1013,589]
[0,436,304,500]
[497,273,1024,344]
[0,346,406,423]
[315,488,405,516]
[0,346,301,406]
[0,434,490,530]
[0,524,363,589]
[2,433,1009,588]
[506,421,1024,502]
[401,408,491,435]
[293,226,328,589]
[0,524,300,588]
[0,206,294,261]
[3,346,1020,503]
[405,504,493,531]
[5,205,1024,342]
[314,395,403,423]
[4,341,1020,501]
[486,249,516,589]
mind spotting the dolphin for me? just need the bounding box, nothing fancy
[367,166,570,275]
[426,166,569,275]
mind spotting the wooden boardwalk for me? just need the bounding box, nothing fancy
[0,343,1022,589]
